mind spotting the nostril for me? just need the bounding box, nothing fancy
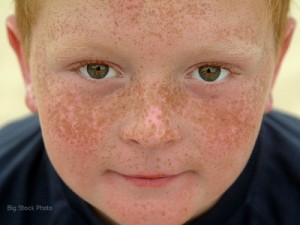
[130,139,140,145]
[121,130,141,145]
[166,140,175,146]
[121,127,182,149]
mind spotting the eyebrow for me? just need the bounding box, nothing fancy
[46,39,126,64]
[46,35,264,69]
[194,41,263,57]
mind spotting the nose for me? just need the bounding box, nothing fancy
[120,105,182,149]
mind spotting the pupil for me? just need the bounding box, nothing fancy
[87,64,109,79]
[199,66,220,82]
[207,68,216,74]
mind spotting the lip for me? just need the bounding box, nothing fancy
[119,173,181,188]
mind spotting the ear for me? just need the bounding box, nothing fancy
[6,15,37,113]
[264,18,296,114]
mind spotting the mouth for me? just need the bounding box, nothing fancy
[116,173,183,188]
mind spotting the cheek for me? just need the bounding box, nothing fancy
[186,74,271,186]
[33,72,125,186]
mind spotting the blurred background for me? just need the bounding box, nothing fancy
[0,0,300,128]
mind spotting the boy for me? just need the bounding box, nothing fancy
[1,0,300,224]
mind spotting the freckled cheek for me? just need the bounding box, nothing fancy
[33,77,124,181]
[186,83,267,181]
[191,118,256,175]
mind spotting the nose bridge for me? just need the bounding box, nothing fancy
[121,80,182,149]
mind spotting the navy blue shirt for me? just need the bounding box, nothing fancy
[1,111,300,225]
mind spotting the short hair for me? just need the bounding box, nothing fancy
[14,0,290,57]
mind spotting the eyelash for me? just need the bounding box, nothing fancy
[69,60,239,79]
[70,60,122,76]
[187,62,238,77]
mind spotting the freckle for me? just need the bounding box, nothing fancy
[168,159,172,167]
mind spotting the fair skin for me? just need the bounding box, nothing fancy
[7,0,295,224]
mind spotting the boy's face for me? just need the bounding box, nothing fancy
[14,0,282,224]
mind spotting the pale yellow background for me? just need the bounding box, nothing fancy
[1,1,300,128]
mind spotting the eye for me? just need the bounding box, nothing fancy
[80,64,118,79]
[191,66,229,83]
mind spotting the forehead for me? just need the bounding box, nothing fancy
[34,0,271,57]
